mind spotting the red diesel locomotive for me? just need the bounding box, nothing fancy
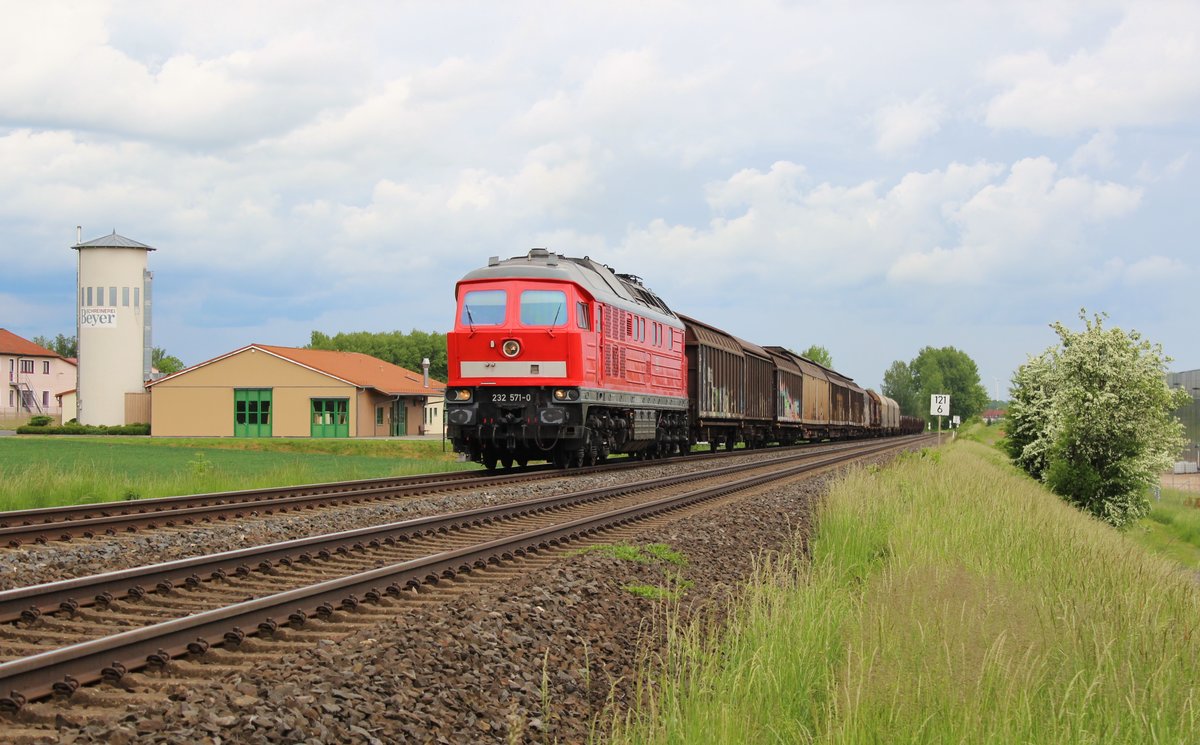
[445,248,690,468]
[446,249,920,469]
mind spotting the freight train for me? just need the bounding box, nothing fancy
[445,249,923,469]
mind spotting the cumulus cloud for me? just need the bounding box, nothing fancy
[1123,255,1190,283]
[0,4,366,147]
[1069,129,1118,171]
[890,157,1142,284]
[873,94,944,155]
[599,157,1142,297]
[985,4,1200,134]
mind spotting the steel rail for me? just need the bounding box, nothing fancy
[0,438,924,624]
[0,438,885,547]
[0,435,930,710]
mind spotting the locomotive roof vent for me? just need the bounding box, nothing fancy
[616,272,644,286]
[488,256,500,266]
[525,247,557,266]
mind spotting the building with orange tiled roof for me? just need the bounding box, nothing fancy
[1,329,77,422]
[146,344,444,437]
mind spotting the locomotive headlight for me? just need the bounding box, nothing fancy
[501,339,521,358]
[553,388,581,401]
[450,388,473,402]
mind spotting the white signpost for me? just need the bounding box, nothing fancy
[930,394,950,444]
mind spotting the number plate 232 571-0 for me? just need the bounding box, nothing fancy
[492,393,533,403]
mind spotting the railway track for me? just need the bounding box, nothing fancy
[0,434,932,716]
[0,438,891,548]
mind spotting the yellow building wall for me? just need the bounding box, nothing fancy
[150,348,357,437]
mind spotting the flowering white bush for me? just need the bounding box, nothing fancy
[1005,311,1188,528]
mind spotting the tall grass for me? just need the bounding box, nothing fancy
[0,437,474,511]
[1129,487,1200,571]
[613,441,1200,743]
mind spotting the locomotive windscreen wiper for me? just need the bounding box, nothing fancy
[465,305,477,336]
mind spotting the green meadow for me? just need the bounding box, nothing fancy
[0,436,475,511]
[614,439,1200,743]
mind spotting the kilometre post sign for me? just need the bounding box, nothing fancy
[930,394,950,416]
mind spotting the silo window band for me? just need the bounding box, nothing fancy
[123,287,130,307]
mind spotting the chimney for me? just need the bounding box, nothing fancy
[76,225,81,244]
[422,358,430,388]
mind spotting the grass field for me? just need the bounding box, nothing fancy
[1129,486,1200,570]
[0,436,476,511]
[614,440,1200,743]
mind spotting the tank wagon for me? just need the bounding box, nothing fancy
[446,250,922,469]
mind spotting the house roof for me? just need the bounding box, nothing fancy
[258,345,442,395]
[0,329,60,358]
[148,344,444,396]
[72,231,156,250]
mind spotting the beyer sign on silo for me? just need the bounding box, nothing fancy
[72,229,155,426]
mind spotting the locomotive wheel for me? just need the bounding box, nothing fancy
[483,453,499,471]
[583,431,598,467]
[516,457,528,468]
[501,456,514,470]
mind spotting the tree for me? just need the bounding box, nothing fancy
[152,347,185,374]
[910,346,989,424]
[31,334,77,358]
[881,347,987,422]
[799,344,833,369]
[882,360,921,416]
[308,329,448,381]
[1003,351,1055,480]
[1005,311,1188,528]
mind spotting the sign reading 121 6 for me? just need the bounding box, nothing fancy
[930,394,950,416]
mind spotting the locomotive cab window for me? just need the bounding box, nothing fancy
[520,290,568,326]
[576,302,590,330]
[460,289,507,326]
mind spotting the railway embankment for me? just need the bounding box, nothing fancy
[614,440,1200,743]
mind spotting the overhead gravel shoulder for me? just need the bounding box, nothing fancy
[0,448,828,590]
[33,449,917,744]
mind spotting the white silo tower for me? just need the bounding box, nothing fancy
[73,230,155,426]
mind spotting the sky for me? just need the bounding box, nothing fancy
[2,1,1197,399]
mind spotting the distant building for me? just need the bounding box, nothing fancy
[0,329,77,422]
[982,408,1007,424]
[73,230,155,426]
[147,344,445,437]
[1168,370,1200,459]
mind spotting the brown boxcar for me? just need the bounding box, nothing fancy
[736,335,775,445]
[681,314,744,448]
[765,346,831,431]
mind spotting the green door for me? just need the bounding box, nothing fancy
[234,389,272,437]
[391,399,406,436]
[311,398,350,438]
